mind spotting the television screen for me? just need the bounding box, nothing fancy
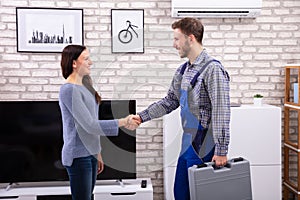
[0,100,136,185]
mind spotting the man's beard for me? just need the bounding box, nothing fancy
[179,40,190,58]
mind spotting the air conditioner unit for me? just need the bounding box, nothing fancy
[172,0,262,18]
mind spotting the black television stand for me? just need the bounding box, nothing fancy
[5,182,19,191]
[116,179,124,187]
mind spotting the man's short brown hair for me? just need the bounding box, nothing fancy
[171,17,204,45]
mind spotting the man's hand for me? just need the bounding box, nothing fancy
[132,115,142,124]
[122,114,141,130]
[211,155,227,167]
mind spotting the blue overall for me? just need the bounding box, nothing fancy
[173,60,218,200]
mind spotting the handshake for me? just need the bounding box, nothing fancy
[119,114,142,130]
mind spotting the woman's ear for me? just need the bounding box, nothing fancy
[72,60,77,69]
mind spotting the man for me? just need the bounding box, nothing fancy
[134,17,230,200]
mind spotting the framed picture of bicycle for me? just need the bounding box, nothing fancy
[111,9,144,53]
[16,7,83,53]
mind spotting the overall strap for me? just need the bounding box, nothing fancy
[179,62,189,75]
[191,59,220,88]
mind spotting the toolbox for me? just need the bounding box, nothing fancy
[188,157,252,200]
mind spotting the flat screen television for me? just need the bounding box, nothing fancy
[0,100,136,186]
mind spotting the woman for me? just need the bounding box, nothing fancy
[59,44,138,200]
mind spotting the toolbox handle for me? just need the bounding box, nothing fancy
[231,157,244,162]
[196,157,244,169]
[196,163,208,168]
[197,162,222,169]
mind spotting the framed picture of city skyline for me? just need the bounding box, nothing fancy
[16,7,83,53]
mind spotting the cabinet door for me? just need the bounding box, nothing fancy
[94,192,153,200]
[251,165,282,200]
[228,106,281,165]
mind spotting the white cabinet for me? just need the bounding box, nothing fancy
[163,105,281,200]
[0,178,153,200]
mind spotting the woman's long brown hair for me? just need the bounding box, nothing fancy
[82,75,102,104]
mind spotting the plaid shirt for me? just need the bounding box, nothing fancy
[138,50,230,156]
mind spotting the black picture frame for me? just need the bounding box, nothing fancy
[111,9,144,53]
[16,7,83,53]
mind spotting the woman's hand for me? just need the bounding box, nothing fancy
[97,153,104,174]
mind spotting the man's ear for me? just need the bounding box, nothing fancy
[188,34,196,42]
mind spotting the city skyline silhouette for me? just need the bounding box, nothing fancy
[28,24,73,44]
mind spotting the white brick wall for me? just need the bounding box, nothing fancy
[1,0,300,199]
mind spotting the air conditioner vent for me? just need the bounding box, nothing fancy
[178,11,249,14]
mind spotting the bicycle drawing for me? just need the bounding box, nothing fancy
[118,20,139,44]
